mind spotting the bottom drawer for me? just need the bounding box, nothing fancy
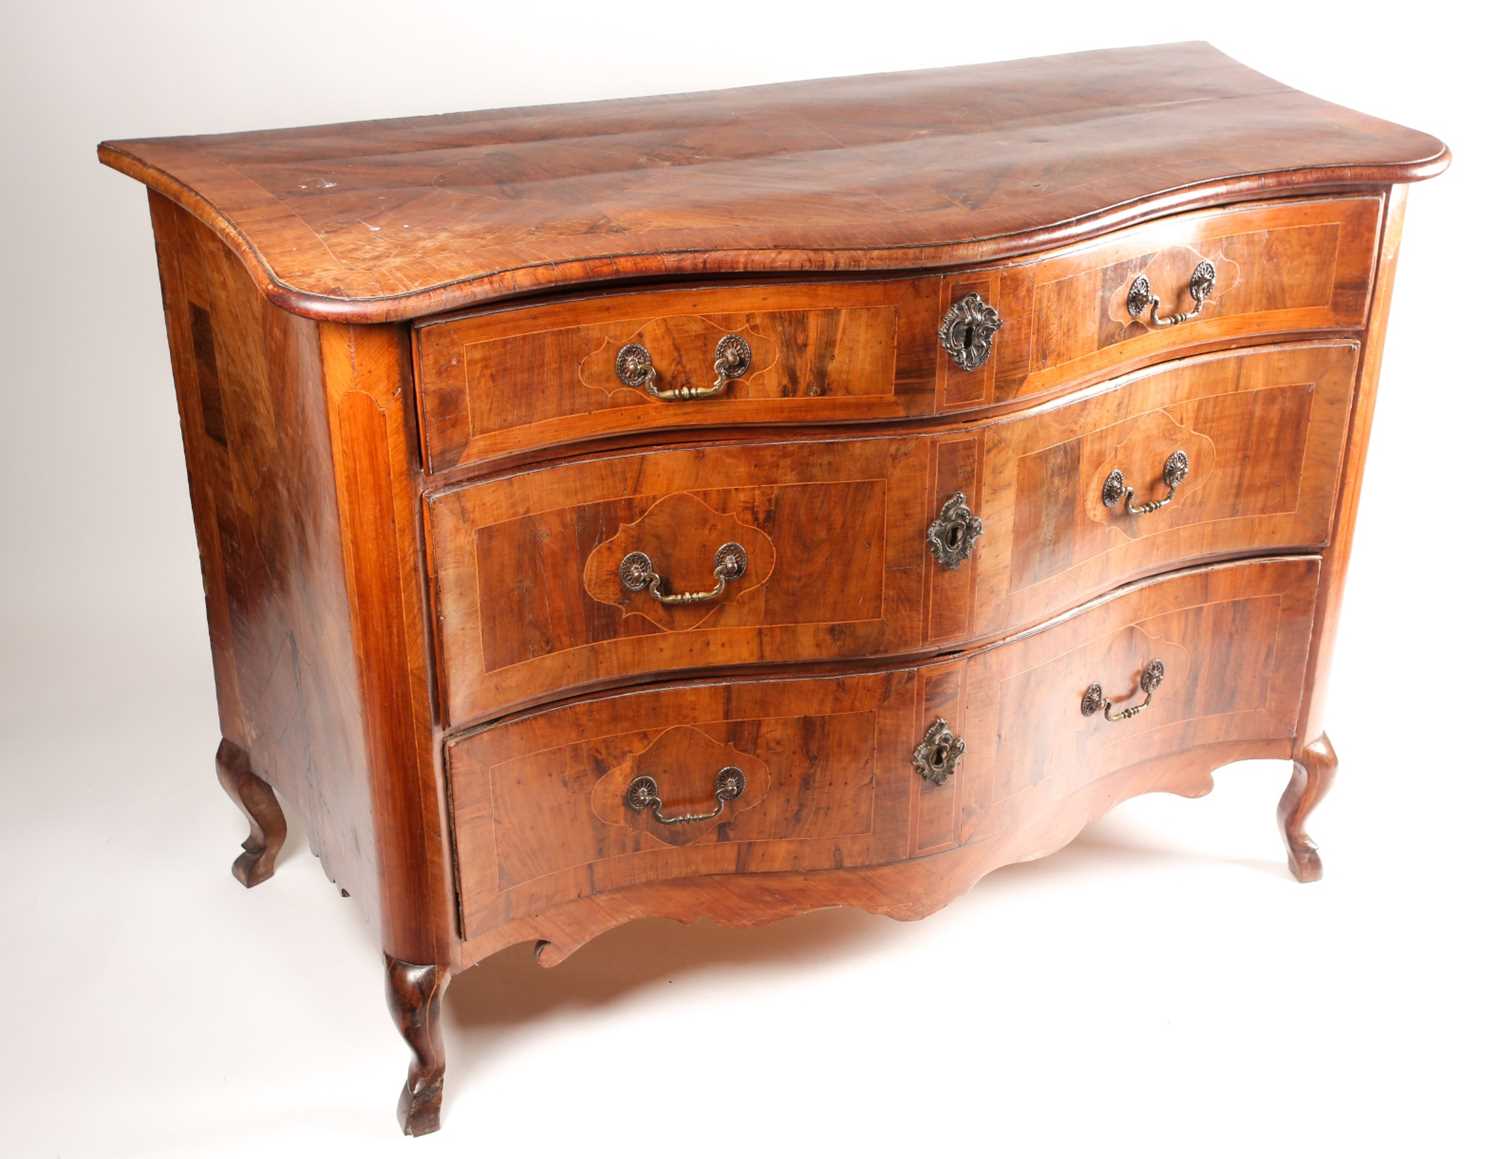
[447,556,1319,941]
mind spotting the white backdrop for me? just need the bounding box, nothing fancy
[1,3,1493,1156]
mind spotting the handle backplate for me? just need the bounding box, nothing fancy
[1103,450,1189,516]
[626,766,746,825]
[616,334,752,401]
[1081,659,1166,722]
[620,542,748,606]
[1127,260,1216,327]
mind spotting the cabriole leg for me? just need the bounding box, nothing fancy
[385,954,450,1136]
[1279,732,1338,883]
[214,739,286,888]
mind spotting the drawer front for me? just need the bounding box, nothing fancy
[415,196,1378,471]
[971,340,1354,639]
[428,341,1353,724]
[428,431,932,723]
[416,281,923,471]
[985,194,1378,406]
[447,556,1320,938]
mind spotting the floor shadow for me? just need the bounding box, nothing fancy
[445,814,1286,1073]
[969,816,1287,890]
[447,902,895,1040]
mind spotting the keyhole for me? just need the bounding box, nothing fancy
[963,322,975,352]
[932,743,949,768]
[947,524,963,549]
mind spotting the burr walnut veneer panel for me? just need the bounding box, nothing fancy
[99,43,1444,1136]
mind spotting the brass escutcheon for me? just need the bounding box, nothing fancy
[926,492,984,569]
[912,718,966,785]
[938,292,1003,371]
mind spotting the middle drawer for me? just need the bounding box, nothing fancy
[427,341,1354,725]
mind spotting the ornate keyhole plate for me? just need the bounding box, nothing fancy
[913,718,966,785]
[927,491,984,570]
[938,293,1002,371]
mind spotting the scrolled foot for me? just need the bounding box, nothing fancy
[1279,732,1338,883]
[385,954,450,1136]
[214,739,286,888]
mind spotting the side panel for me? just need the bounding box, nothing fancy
[1298,186,1405,745]
[148,193,379,915]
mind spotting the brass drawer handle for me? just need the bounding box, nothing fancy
[615,334,751,400]
[938,292,1003,371]
[626,766,746,825]
[619,542,748,606]
[1081,659,1166,722]
[1102,451,1189,516]
[1127,260,1216,327]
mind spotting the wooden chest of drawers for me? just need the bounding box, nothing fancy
[99,42,1446,1135]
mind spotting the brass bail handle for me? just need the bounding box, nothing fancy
[626,767,746,825]
[1081,659,1166,722]
[615,334,752,401]
[619,542,749,606]
[1102,451,1189,517]
[1127,260,1216,328]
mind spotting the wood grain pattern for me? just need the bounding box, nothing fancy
[448,556,1319,949]
[98,44,1444,322]
[428,342,1353,723]
[415,196,1379,470]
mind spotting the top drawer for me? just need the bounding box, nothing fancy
[414,196,1380,472]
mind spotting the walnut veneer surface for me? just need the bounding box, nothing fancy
[99,42,1446,1135]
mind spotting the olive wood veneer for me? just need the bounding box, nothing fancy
[99,43,1445,1136]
